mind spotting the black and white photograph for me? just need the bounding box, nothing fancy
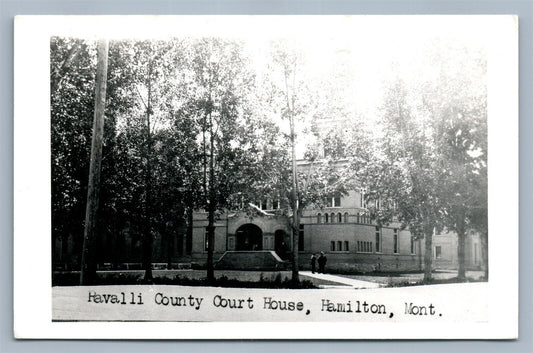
[14,15,518,339]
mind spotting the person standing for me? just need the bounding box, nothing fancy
[318,251,327,274]
[310,253,317,273]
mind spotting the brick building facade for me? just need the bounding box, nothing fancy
[191,188,427,272]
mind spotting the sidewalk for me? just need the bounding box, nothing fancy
[300,271,382,289]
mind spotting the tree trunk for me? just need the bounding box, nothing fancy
[80,39,108,285]
[206,221,215,282]
[142,199,153,281]
[457,220,467,281]
[143,60,154,282]
[423,226,433,282]
[186,207,193,255]
[61,233,69,269]
[291,209,300,282]
[166,231,174,270]
[418,238,423,271]
[206,113,216,283]
[481,230,488,280]
[290,114,299,283]
[177,232,184,257]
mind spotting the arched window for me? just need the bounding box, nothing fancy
[331,213,335,223]
[325,213,329,223]
[344,212,349,223]
[317,213,322,224]
[337,213,342,223]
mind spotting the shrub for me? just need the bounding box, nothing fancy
[52,271,318,289]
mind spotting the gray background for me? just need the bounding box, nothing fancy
[1,1,531,352]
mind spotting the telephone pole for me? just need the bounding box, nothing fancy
[80,39,109,285]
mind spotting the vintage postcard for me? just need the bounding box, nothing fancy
[13,15,518,339]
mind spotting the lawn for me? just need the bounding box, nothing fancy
[336,270,486,286]
[53,269,485,288]
[52,269,344,288]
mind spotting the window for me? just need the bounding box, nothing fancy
[317,213,322,224]
[260,199,268,210]
[357,241,373,253]
[325,213,329,223]
[337,213,342,223]
[393,229,399,254]
[331,212,335,223]
[375,226,382,252]
[331,240,349,252]
[327,196,341,208]
[272,199,279,210]
[298,224,304,251]
[410,235,416,254]
[344,212,349,223]
[359,213,370,224]
[435,246,442,259]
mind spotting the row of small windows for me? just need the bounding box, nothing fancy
[330,240,349,252]
[257,199,280,211]
[357,241,373,253]
[317,213,372,224]
[329,238,416,255]
[317,212,347,224]
[327,196,342,208]
[255,192,399,214]
[256,196,342,211]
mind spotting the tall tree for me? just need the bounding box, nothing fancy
[418,41,488,281]
[352,78,443,281]
[265,41,352,282]
[268,42,308,283]
[126,40,184,280]
[435,109,486,280]
[181,38,257,282]
[51,37,96,270]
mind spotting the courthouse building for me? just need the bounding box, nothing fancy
[189,159,484,272]
[191,186,423,272]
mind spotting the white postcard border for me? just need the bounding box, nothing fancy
[13,15,518,339]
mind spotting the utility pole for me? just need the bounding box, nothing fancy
[80,39,109,285]
[290,111,300,283]
[143,57,154,282]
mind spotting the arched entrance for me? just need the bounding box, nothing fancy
[235,224,263,251]
[274,229,290,260]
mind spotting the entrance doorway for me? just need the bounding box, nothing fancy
[235,224,263,251]
[274,229,290,259]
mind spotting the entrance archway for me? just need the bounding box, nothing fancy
[235,224,263,251]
